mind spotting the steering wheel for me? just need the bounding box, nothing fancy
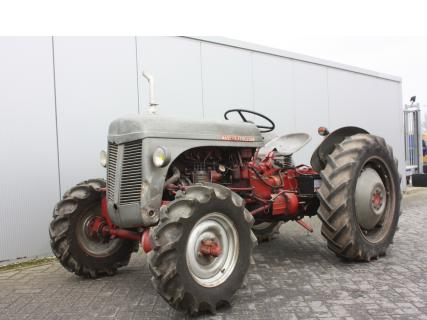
[224,109,275,133]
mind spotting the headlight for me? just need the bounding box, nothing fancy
[153,147,170,167]
[100,150,107,167]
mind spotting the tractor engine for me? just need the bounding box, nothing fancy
[164,147,320,221]
[163,147,254,190]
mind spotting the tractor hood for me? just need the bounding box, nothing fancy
[108,114,264,145]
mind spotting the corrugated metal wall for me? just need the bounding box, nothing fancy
[0,36,404,262]
[0,37,59,261]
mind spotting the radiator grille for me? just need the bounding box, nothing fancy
[107,140,142,204]
[120,140,142,204]
[107,142,118,201]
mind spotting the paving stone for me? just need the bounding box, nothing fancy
[0,191,426,319]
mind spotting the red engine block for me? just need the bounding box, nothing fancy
[246,151,317,218]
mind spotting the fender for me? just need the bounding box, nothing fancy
[310,126,369,171]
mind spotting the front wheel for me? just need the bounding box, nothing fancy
[148,183,257,315]
[317,134,401,261]
[49,179,138,278]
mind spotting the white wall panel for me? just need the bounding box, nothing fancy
[137,37,203,119]
[0,36,405,261]
[0,37,59,261]
[54,37,139,192]
[328,70,381,130]
[293,61,329,165]
[252,53,295,135]
[201,43,253,121]
[328,69,405,180]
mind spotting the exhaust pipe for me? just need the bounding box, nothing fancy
[142,70,158,115]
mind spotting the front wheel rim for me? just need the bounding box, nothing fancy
[75,206,122,257]
[186,212,239,288]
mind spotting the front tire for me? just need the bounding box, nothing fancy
[148,183,257,314]
[49,179,138,278]
[317,134,401,261]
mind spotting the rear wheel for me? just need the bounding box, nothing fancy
[148,183,257,314]
[317,134,401,261]
[49,179,138,278]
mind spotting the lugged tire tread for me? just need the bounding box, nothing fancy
[148,183,256,315]
[318,133,400,261]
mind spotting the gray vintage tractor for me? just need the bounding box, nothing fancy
[49,72,401,315]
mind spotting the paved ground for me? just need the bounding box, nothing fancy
[0,189,426,320]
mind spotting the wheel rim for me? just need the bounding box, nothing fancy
[186,212,239,288]
[354,157,396,243]
[75,205,122,257]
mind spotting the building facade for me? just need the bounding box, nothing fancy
[0,36,403,262]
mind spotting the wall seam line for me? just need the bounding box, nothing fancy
[326,68,331,127]
[199,42,205,119]
[250,52,256,111]
[291,61,297,131]
[134,37,141,114]
[51,36,62,199]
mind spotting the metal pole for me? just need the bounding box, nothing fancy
[416,106,423,173]
[404,102,423,175]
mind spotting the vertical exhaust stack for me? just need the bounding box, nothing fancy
[142,70,158,115]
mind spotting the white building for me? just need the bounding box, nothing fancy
[0,36,403,262]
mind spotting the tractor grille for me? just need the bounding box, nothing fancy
[107,142,118,201]
[107,140,142,205]
[120,140,143,204]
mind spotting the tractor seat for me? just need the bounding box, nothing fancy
[259,133,311,157]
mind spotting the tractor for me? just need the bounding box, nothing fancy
[49,72,401,315]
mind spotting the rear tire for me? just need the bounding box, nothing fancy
[317,134,401,261]
[49,179,138,278]
[148,183,257,315]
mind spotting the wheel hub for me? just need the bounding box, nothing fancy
[76,208,121,257]
[186,212,239,288]
[355,167,387,230]
[85,216,109,241]
[199,239,222,257]
[371,188,384,210]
